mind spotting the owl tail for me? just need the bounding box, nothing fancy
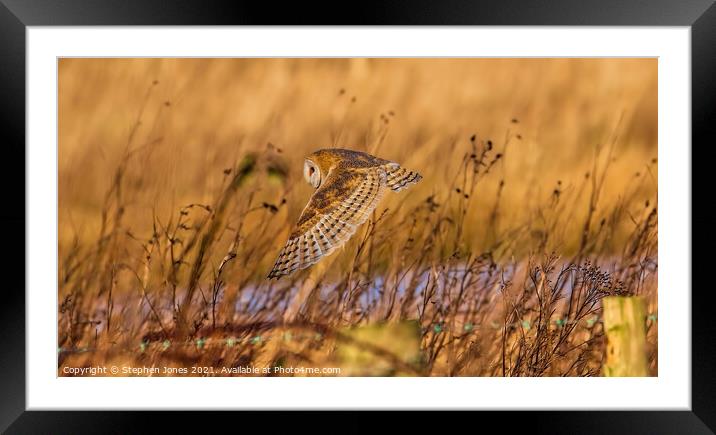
[384,164,422,191]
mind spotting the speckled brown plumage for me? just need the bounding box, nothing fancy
[267,148,422,279]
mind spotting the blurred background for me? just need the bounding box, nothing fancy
[59,58,656,256]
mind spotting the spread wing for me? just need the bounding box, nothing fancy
[382,162,423,191]
[267,166,387,279]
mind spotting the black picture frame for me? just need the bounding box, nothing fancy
[1,0,711,432]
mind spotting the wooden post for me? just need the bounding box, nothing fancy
[602,296,649,377]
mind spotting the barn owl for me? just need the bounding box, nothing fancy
[267,148,422,279]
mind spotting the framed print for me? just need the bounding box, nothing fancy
[2,0,713,432]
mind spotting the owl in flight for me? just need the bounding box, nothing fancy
[267,148,422,279]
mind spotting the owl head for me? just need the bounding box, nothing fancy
[302,149,349,189]
[303,152,336,189]
[303,158,323,189]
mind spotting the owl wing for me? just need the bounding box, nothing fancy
[382,162,423,191]
[267,165,388,279]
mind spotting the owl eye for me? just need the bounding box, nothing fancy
[309,167,315,176]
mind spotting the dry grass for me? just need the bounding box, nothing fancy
[58,58,657,376]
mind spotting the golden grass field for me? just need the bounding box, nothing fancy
[58,58,657,376]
